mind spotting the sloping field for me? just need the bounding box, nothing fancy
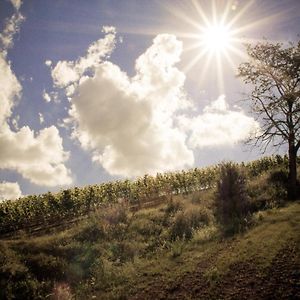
[1,196,299,299]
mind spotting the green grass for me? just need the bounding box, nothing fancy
[0,165,299,299]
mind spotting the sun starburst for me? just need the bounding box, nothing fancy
[200,23,233,54]
[159,0,285,94]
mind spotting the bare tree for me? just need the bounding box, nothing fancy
[238,40,300,199]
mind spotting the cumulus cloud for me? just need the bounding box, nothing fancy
[0,12,72,187]
[54,32,194,177]
[0,124,72,186]
[179,95,260,148]
[0,181,22,201]
[50,26,116,88]
[70,62,193,176]
[50,28,258,177]
[0,54,21,125]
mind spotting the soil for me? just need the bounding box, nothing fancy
[130,242,300,300]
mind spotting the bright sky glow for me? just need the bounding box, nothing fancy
[200,23,232,53]
[0,0,299,199]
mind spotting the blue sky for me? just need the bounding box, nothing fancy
[0,0,299,200]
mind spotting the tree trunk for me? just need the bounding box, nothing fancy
[288,145,298,200]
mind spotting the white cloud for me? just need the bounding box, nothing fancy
[10,0,22,10]
[51,26,116,88]
[50,29,259,178]
[58,33,194,177]
[0,181,22,201]
[179,95,259,148]
[0,54,21,125]
[45,59,52,67]
[42,90,52,102]
[0,124,72,186]
[0,14,72,187]
[70,63,193,176]
[0,9,24,53]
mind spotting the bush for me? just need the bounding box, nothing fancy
[0,244,47,299]
[169,211,193,241]
[168,202,213,241]
[25,253,67,281]
[268,169,289,200]
[165,198,182,215]
[109,241,136,263]
[215,162,250,235]
[75,219,106,243]
[102,204,128,226]
[247,168,289,211]
[130,218,162,237]
[186,206,212,229]
[66,245,100,281]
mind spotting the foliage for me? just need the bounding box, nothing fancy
[247,168,289,211]
[0,160,297,299]
[238,40,300,199]
[169,204,212,241]
[0,156,288,235]
[215,162,250,235]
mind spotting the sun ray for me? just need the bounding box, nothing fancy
[183,48,208,73]
[216,52,225,94]
[182,41,205,53]
[226,44,248,60]
[227,0,256,28]
[162,3,202,31]
[211,0,217,25]
[223,50,237,72]
[220,0,234,25]
[198,52,214,87]
[191,0,210,27]
[117,0,294,97]
[230,11,286,37]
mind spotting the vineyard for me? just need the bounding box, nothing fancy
[0,155,290,235]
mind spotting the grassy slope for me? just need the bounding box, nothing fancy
[128,202,300,300]
[1,193,299,299]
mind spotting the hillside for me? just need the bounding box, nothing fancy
[0,157,299,299]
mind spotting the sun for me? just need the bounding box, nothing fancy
[126,0,284,94]
[200,23,232,53]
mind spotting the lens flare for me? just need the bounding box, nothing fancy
[201,23,232,53]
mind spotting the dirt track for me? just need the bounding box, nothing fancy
[130,241,300,300]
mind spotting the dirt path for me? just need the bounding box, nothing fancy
[130,241,300,300]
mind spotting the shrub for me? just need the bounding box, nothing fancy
[75,219,106,243]
[215,162,250,235]
[130,218,162,237]
[165,198,182,215]
[66,245,100,281]
[185,206,212,229]
[268,169,289,201]
[102,204,128,226]
[109,241,136,263]
[0,244,47,299]
[247,168,289,211]
[169,211,193,241]
[169,203,212,241]
[25,253,67,281]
